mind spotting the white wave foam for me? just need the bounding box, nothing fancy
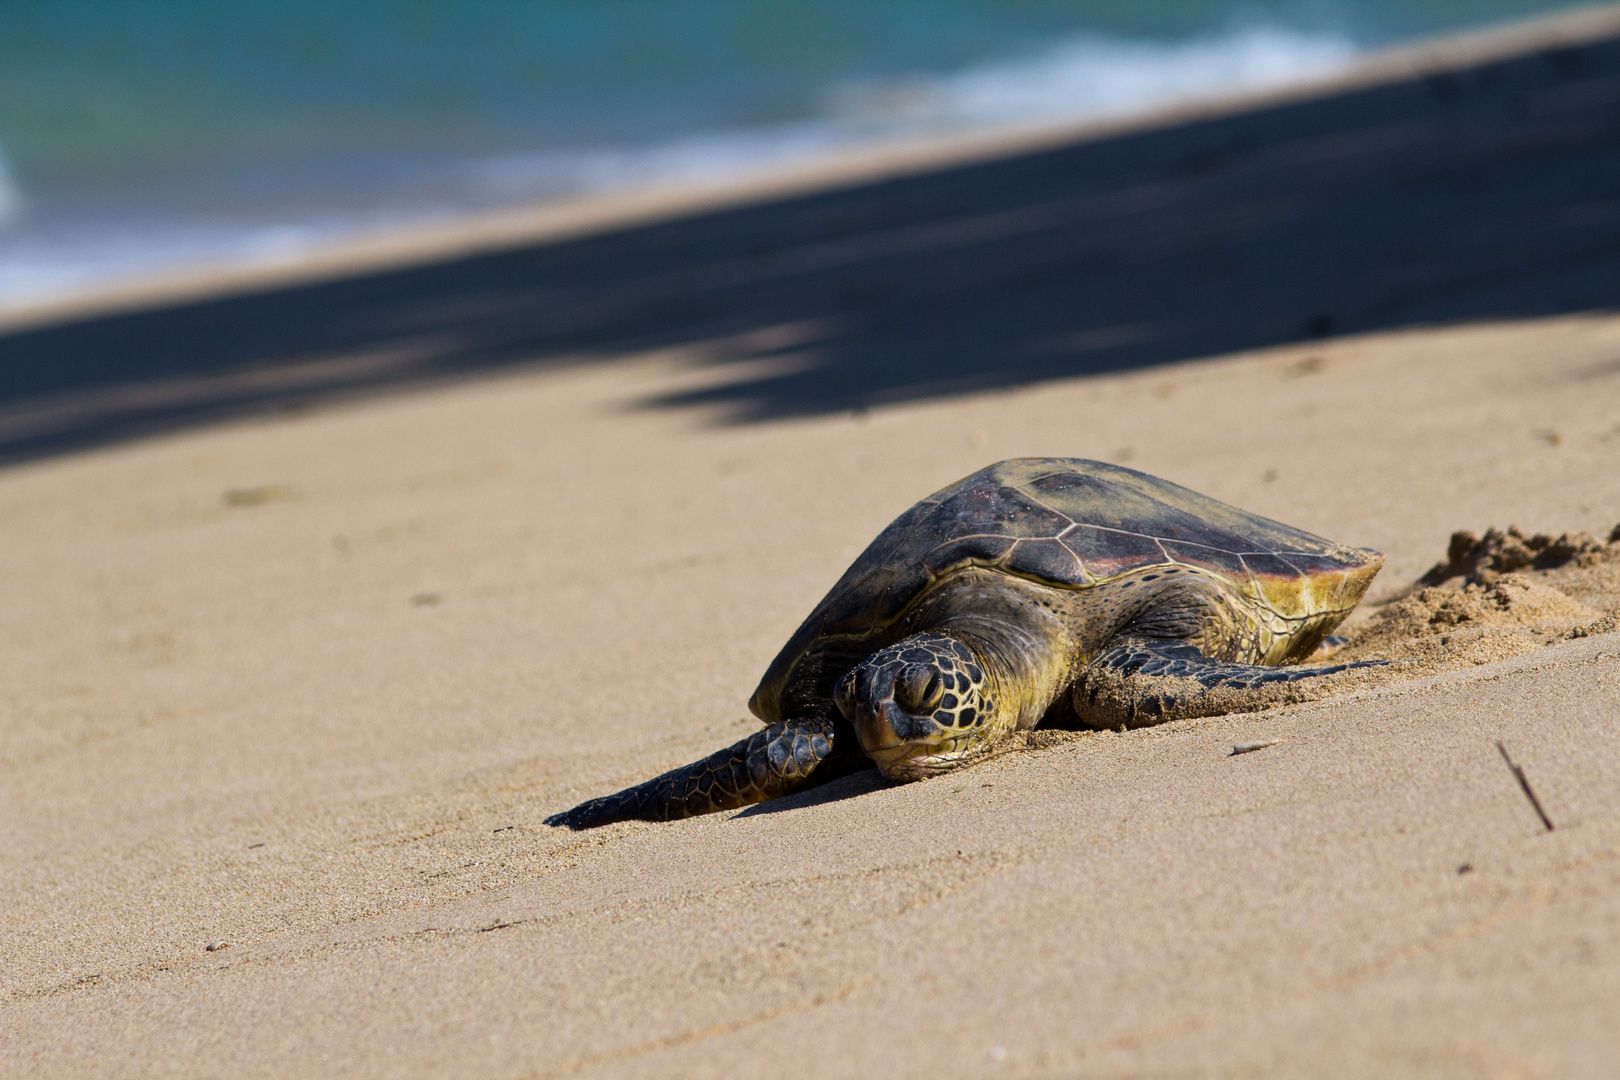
[458,125,853,204]
[458,26,1357,205]
[830,26,1359,127]
[0,217,355,311]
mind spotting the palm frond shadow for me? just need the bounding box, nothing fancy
[5,34,1620,464]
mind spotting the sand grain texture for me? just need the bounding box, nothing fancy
[4,306,1620,1077]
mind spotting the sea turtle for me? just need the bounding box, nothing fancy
[547,458,1383,830]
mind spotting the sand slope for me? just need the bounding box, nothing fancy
[4,308,1620,1076]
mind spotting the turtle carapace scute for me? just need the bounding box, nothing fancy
[547,458,1383,829]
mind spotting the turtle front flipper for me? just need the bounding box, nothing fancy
[545,717,858,830]
[1072,639,1385,731]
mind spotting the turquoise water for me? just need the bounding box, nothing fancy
[0,1,1589,304]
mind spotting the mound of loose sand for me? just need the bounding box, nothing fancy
[1333,526,1620,677]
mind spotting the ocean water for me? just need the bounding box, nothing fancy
[0,1,1588,307]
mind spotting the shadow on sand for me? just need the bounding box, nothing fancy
[731,767,891,821]
[4,32,1620,465]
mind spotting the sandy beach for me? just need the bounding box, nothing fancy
[5,11,1620,1079]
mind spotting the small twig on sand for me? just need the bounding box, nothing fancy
[1231,738,1281,756]
[1496,741,1555,832]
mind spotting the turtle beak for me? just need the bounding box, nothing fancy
[854,700,945,767]
[839,660,953,777]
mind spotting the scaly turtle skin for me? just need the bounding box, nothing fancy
[547,458,1383,829]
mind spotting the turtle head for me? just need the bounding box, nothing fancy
[834,632,1000,781]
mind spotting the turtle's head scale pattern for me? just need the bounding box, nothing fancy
[834,632,1001,780]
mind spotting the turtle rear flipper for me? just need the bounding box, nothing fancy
[545,717,856,830]
[1072,639,1385,731]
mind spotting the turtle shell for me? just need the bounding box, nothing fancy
[749,458,1382,721]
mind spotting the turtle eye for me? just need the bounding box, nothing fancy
[895,666,944,714]
[833,671,858,718]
